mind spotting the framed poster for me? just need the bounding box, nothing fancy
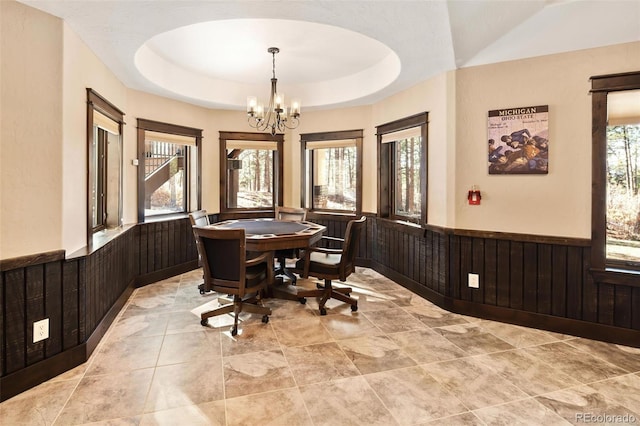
[488,105,549,174]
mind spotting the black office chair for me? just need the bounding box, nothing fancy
[193,226,272,336]
[274,206,307,284]
[189,210,211,294]
[294,216,366,315]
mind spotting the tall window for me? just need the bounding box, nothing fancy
[394,136,422,219]
[301,130,362,214]
[220,131,283,214]
[377,113,428,225]
[606,92,640,266]
[591,72,640,278]
[137,119,202,221]
[87,89,124,241]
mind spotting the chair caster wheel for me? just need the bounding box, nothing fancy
[231,327,238,336]
[320,307,327,316]
[201,319,208,326]
[198,284,205,295]
[351,304,358,312]
[299,297,307,304]
[262,315,269,324]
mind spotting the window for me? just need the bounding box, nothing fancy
[87,89,124,241]
[377,113,428,225]
[606,92,640,265]
[591,72,640,276]
[137,119,202,221]
[300,130,363,214]
[220,131,283,214]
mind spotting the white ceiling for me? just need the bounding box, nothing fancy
[19,0,640,111]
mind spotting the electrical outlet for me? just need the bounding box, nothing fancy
[468,273,479,289]
[33,318,49,343]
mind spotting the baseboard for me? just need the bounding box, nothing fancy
[447,299,640,348]
[369,261,640,349]
[86,280,136,355]
[1,262,199,402]
[0,344,86,402]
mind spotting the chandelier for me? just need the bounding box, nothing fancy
[247,47,300,136]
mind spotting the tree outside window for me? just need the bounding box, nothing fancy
[220,132,283,215]
[300,130,363,215]
[394,136,422,220]
[377,113,428,226]
[605,94,640,266]
[591,72,640,279]
[228,147,274,208]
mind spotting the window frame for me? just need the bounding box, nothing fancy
[377,112,428,226]
[137,118,202,222]
[300,129,363,216]
[86,88,125,242]
[219,131,283,218]
[590,71,640,283]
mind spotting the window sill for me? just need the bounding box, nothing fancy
[143,213,189,223]
[69,224,136,259]
[307,211,358,221]
[590,268,640,287]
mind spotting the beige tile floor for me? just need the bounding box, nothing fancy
[2,267,640,425]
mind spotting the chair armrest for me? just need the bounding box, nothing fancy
[321,236,344,244]
[306,246,343,255]
[246,251,272,267]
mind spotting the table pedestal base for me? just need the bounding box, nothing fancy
[268,277,306,304]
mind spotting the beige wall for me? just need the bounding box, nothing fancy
[62,22,127,254]
[126,90,218,219]
[371,72,455,227]
[454,42,640,239]
[3,0,640,258]
[1,1,63,258]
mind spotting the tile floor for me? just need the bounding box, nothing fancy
[1,267,640,425]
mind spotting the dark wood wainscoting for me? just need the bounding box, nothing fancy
[2,214,639,401]
[1,218,198,401]
[371,219,448,296]
[448,230,640,334]
[375,220,639,346]
[137,219,199,286]
[313,215,639,347]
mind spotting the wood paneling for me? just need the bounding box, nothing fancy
[447,232,639,336]
[1,218,198,401]
[2,214,639,402]
[374,219,447,295]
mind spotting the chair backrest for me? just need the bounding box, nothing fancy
[189,210,210,267]
[275,206,307,221]
[339,216,366,279]
[193,226,247,294]
[189,210,210,227]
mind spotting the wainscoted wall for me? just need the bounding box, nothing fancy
[366,218,639,346]
[1,214,638,401]
[370,219,448,298]
[0,218,198,401]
